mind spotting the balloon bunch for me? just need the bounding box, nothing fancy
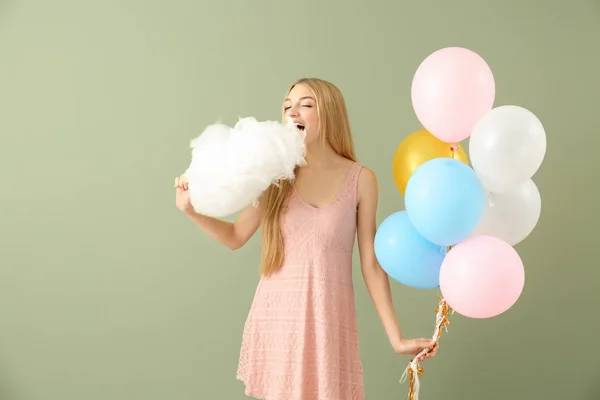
[374,47,546,400]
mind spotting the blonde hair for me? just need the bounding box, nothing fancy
[259,77,357,277]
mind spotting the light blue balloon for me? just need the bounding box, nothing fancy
[374,211,446,289]
[404,157,485,246]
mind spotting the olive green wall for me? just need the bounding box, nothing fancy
[0,0,597,399]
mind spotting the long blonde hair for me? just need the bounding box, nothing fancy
[259,77,357,277]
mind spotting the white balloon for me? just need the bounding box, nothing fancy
[469,105,546,193]
[471,179,541,246]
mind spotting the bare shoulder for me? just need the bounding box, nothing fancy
[357,165,378,205]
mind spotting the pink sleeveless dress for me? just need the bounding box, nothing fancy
[236,162,365,400]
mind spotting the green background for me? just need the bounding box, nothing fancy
[1,0,598,399]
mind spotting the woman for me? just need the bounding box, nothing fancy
[174,77,438,400]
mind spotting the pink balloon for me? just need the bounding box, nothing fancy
[439,235,525,319]
[411,47,496,143]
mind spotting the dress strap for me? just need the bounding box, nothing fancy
[345,162,363,208]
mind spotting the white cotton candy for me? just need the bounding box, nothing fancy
[182,116,306,218]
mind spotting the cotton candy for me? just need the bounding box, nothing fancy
[182,117,306,217]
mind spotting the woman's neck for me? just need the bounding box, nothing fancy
[304,141,340,169]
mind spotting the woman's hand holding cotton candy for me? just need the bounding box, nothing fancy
[174,176,194,214]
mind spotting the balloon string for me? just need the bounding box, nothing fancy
[487,192,495,207]
[450,143,460,159]
[400,246,454,400]
[400,297,453,400]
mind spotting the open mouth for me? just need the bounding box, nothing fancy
[296,124,305,131]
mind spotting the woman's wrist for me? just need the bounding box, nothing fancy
[392,337,405,352]
[387,329,404,351]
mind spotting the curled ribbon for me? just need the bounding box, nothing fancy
[400,296,453,400]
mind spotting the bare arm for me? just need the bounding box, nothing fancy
[356,168,436,358]
[356,167,403,347]
[183,204,261,250]
[175,176,262,250]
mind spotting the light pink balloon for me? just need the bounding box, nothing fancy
[439,235,525,319]
[411,47,496,143]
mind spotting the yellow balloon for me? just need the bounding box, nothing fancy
[392,129,469,196]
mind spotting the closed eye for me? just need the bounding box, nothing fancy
[283,104,312,111]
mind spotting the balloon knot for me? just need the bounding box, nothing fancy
[450,144,459,151]
[487,193,495,207]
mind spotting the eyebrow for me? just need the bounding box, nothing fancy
[283,96,315,102]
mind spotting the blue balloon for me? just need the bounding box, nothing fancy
[374,211,446,289]
[404,157,485,246]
